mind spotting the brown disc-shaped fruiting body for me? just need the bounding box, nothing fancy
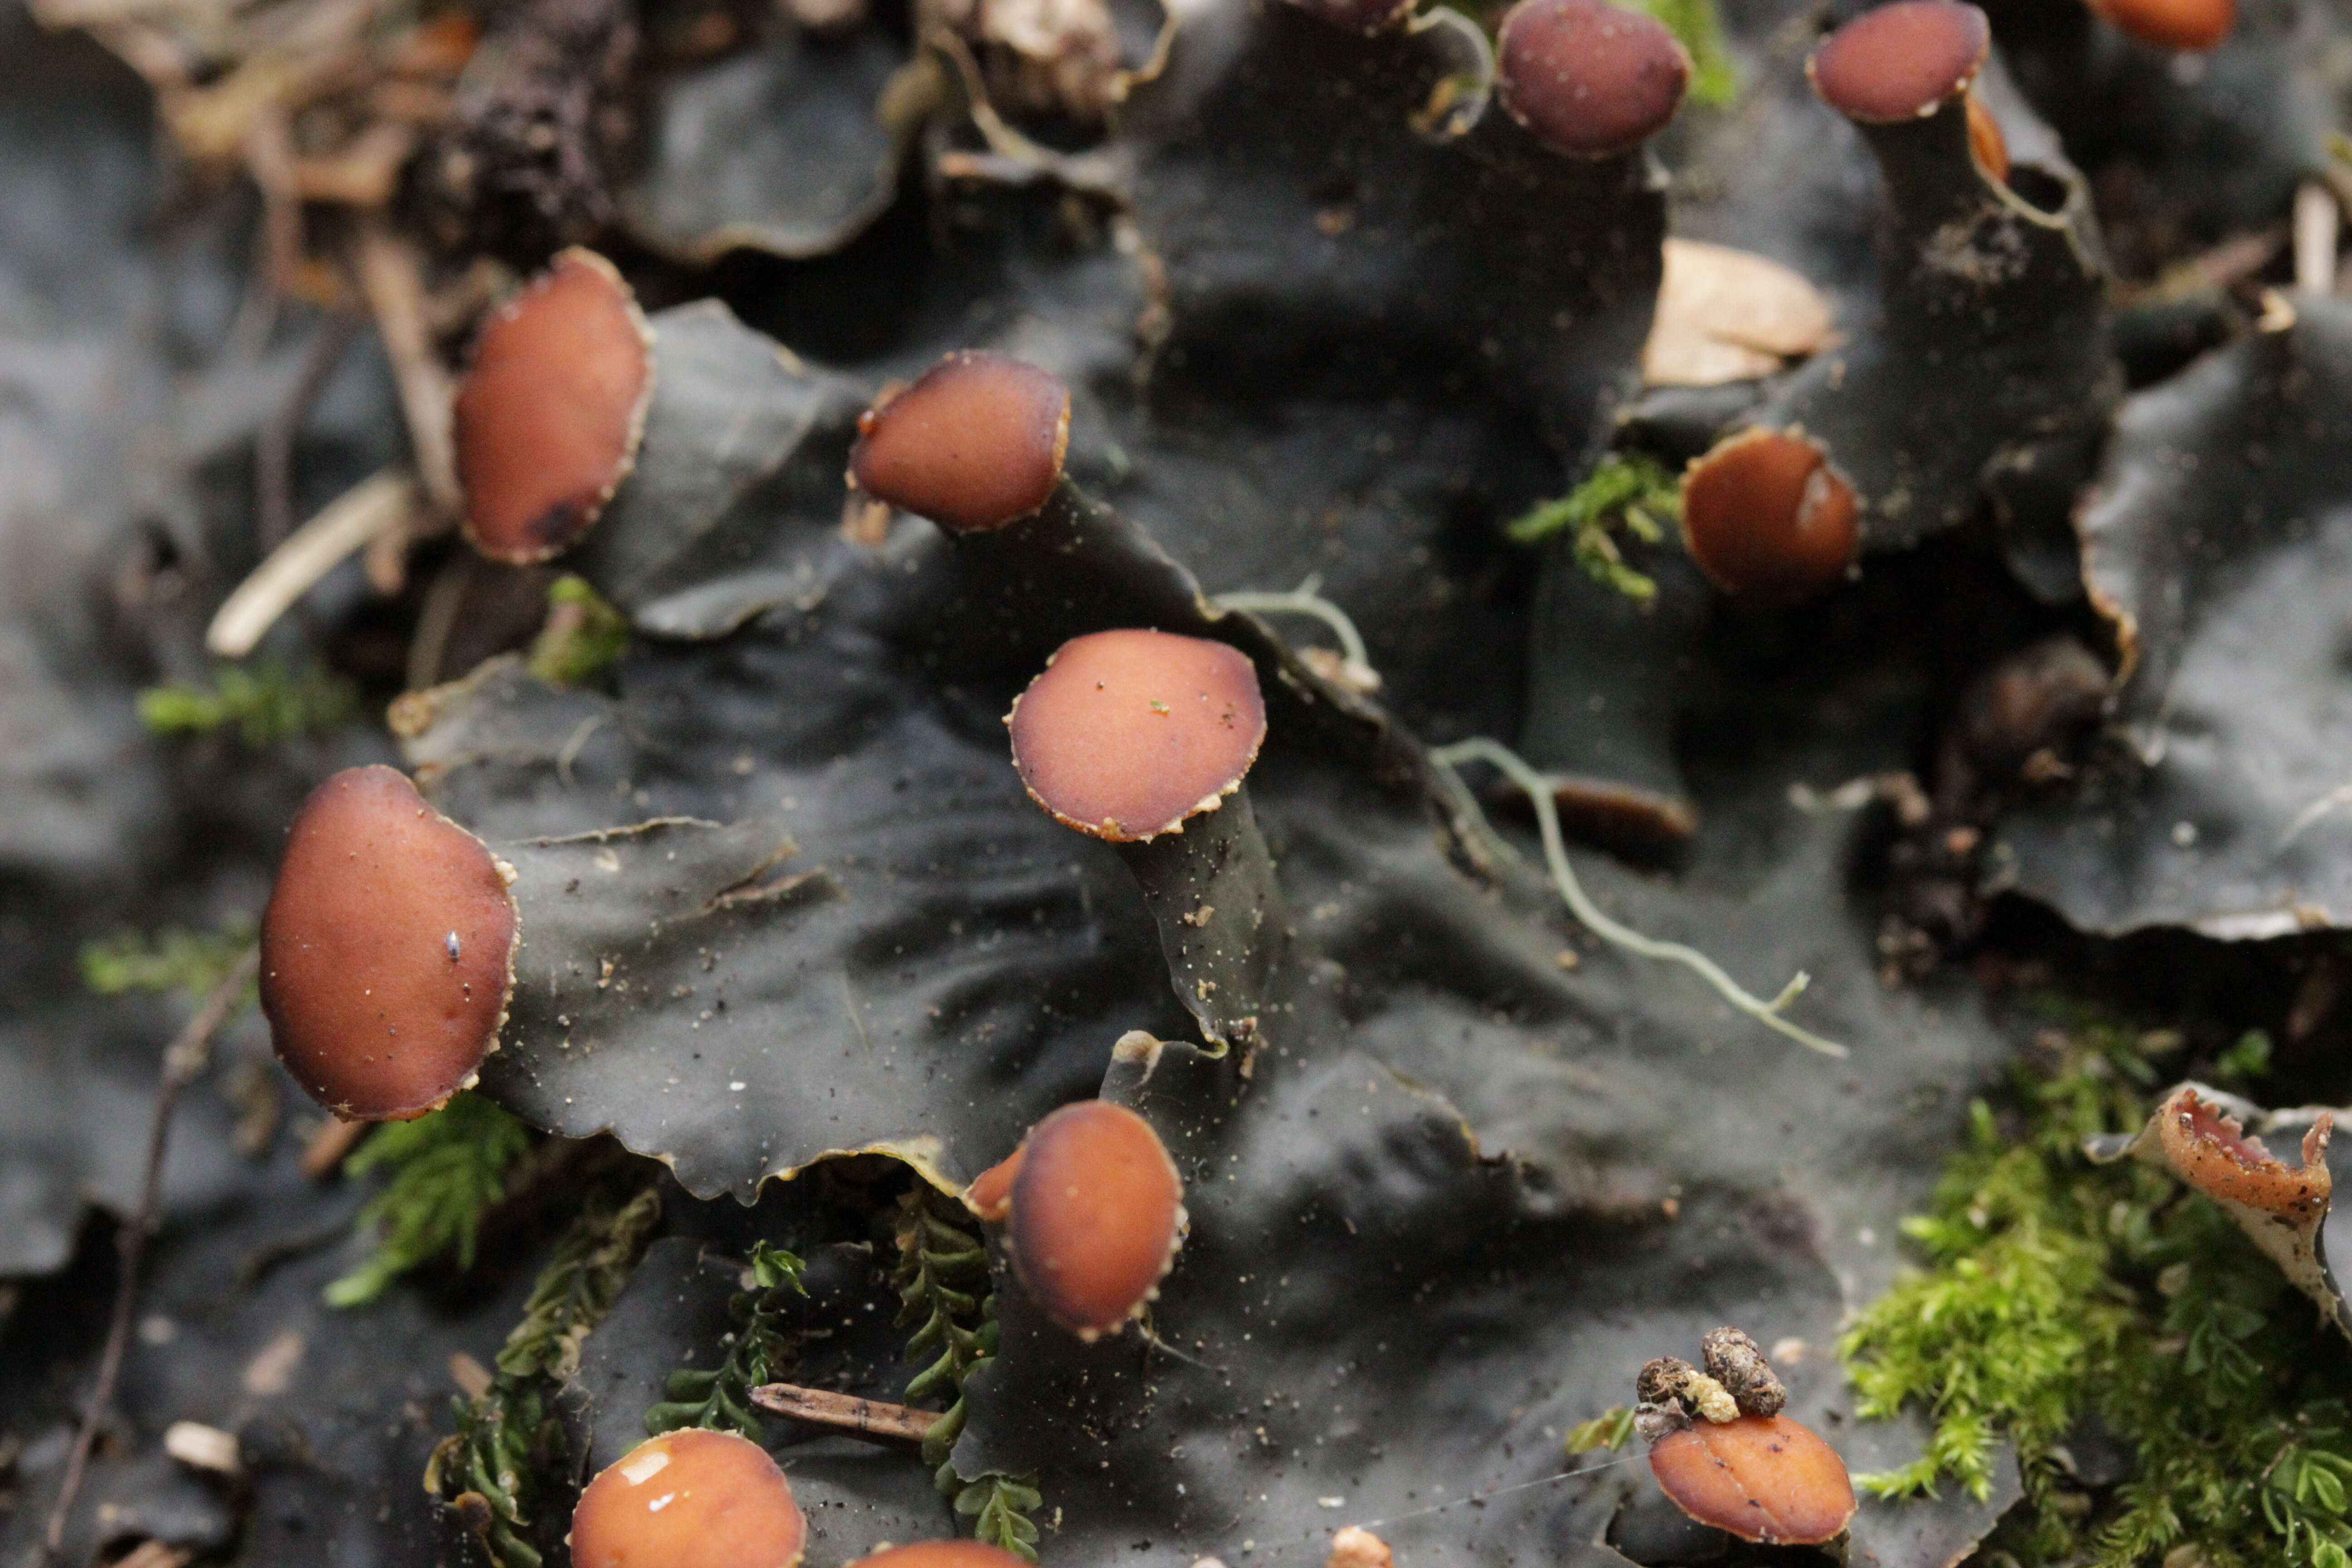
[1006,1100,1186,1338]
[849,1544,1033,1568]
[261,765,518,1122]
[456,248,654,565]
[1808,0,1989,123]
[1279,0,1420,34]
[1965,93,2009,184]
[2087,0,2232,50]
[1681,428,1859,597]
[571,1429,807,1568]
[1006,629,1267,842]
[1648,1413,1857,1545]
[2157,1088,2333,1220]
[848,351,1072,534]
[964,1147,1024,1223]
[1496,0,1690,158]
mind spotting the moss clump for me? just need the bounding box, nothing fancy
[1620,0,1735,107]
[1505,452,1679,605]
[137,660,357,744]
[326,1092,536,1307]
[1841,1019,2352,1567]
[527,574,631,687]
[81,921,256,1003]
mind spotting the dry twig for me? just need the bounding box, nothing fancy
[42,946,260,1559]
[750,1382,941,1445]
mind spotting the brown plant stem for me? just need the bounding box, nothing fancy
[750,1382,940,1445]
[42,946,260,1559]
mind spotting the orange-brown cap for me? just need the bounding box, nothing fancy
[1680,428,1858,598]
[848,352,1072,534]
[1007,1100,1186,1339]
[1006,629,1267,842]
[2086,0,2232,50]
[1648,1413,1857,1545]
[1965,92,2008,183]
[1496,0,1691,158]
[260,765,518,1122]
[570,1430,807,1568]
[849,1544,1033,1568]
[963,1147,1025,1224]
[2156,1088,2332,1220]
[456,248,654,565]
[1808,0,1989,123]
[1279,0,1420,30]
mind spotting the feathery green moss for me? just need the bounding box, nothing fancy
[81,921,257,1004]
[1506,452,1679,605]
[137,659,357,744]
[1620,0,1735,107]
[892,1187,1044,1561]
[326,1092,536,1307]
[527,575,630,687]
[1841,1017,2352,1567]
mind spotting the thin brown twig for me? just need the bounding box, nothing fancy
[353,219,461,521]
[42,946,260,1560]
[750,1382,941,1445]
[257,311,359,552]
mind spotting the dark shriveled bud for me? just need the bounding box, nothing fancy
[1700,1326,1787,1417]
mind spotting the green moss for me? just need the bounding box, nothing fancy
[892,1187,1044,1561]
[81,921,256,1004]
[1840,1018,2352,1567]
[1565,1405,1636,1455]
[430,1184,663,1568]
[326,1092,537,1307]
[645,1241,807,1437]
[137,659,357,745]
[1619,0,1736,108]
[1505,452,1679,605]
[527,575,631,687]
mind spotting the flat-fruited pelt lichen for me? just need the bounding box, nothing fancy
[1841,1019,2352,1568]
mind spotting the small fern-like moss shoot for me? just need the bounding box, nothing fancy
[1505,451,1679,605]
[326,1092,536,1307]
[137,660,358,745]
[82,921,258,1004]
[645,1241,808,1438]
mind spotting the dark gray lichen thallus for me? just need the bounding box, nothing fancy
[1690,0,2118,591]
[1119,0,1685,455]
[848,352,1289,1058]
